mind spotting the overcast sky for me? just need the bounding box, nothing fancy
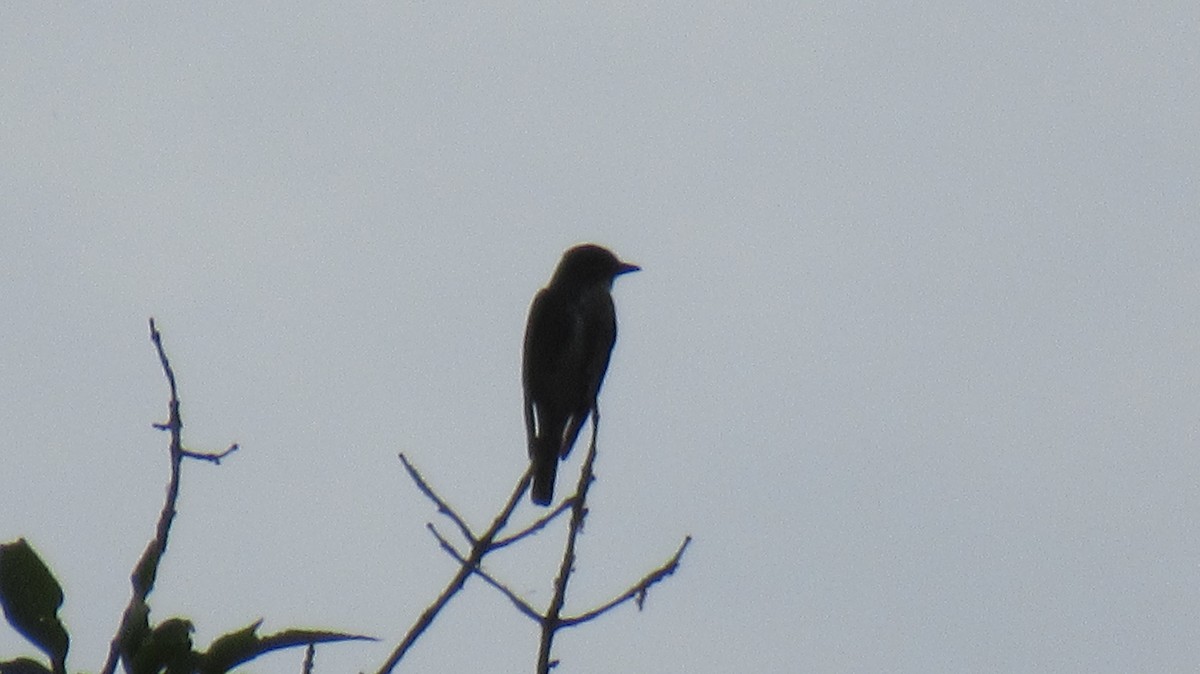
[2,3,1199,673]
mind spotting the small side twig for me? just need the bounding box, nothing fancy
[399,454,476,546]
[181,443,240,464]
[426,525,542,623]
[375,457,532,674]
[491,498,573,550]
[302,643,315,674]
[560,536,691,627]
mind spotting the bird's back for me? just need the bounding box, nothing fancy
[523,284,616,453]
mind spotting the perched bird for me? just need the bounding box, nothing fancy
[523,244,640,505]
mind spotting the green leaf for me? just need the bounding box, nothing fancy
[199,620,261,673]
[129,618,194,674]
[0,657,53,674]
[0,540,69,673]
[199,620,375,674]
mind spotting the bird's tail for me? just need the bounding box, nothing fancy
[530,438,559,506]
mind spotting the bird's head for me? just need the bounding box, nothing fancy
[551,244,640,288]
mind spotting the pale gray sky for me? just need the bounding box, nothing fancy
[2,3,1199,672]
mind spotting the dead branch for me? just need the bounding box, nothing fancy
[426,525,541,623]
[560,536,691,627]
[536,415,601,674]
[491,499,573,551]
[375,457,532,674]
[398,454,476,546]
[387,413,690,672]
[99,319,239,674]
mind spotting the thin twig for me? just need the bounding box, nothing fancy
[100,320,238,674]
[399,453,476,546]
[560,536,692,627]
[99,319,185,674]
[491,498,573,550]
[427,525,542,623]
[150,318,179,401]
[376,460,533,674]
[302,642,315,674]
[182,443,240,464]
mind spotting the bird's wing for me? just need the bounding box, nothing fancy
[523,288,575,445]
[580,291,618,410]
[556,290,617,458]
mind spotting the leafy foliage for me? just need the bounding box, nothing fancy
[0,540,68,674]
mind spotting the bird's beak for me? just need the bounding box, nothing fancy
[617,262,641,275]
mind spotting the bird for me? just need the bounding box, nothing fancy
[523,244,640,505]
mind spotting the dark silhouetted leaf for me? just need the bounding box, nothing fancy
[129,617,194,674]
[199,620,375,674]
[0,540,69,673]
[0,657,53,674]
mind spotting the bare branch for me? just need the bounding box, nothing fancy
[425,523,464,559]
[182,443,240,464]
[537,414,601,674]
[102,319,239,674]
[149,317,179,403]
[491,498,573,550]
[561,536,692,627]
[302,642,315,674]
[399,453,476,546]
[376,463,533,674]
[427,525,542,623]
[386,414,690,672]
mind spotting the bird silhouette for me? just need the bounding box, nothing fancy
[523,244,639,505]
